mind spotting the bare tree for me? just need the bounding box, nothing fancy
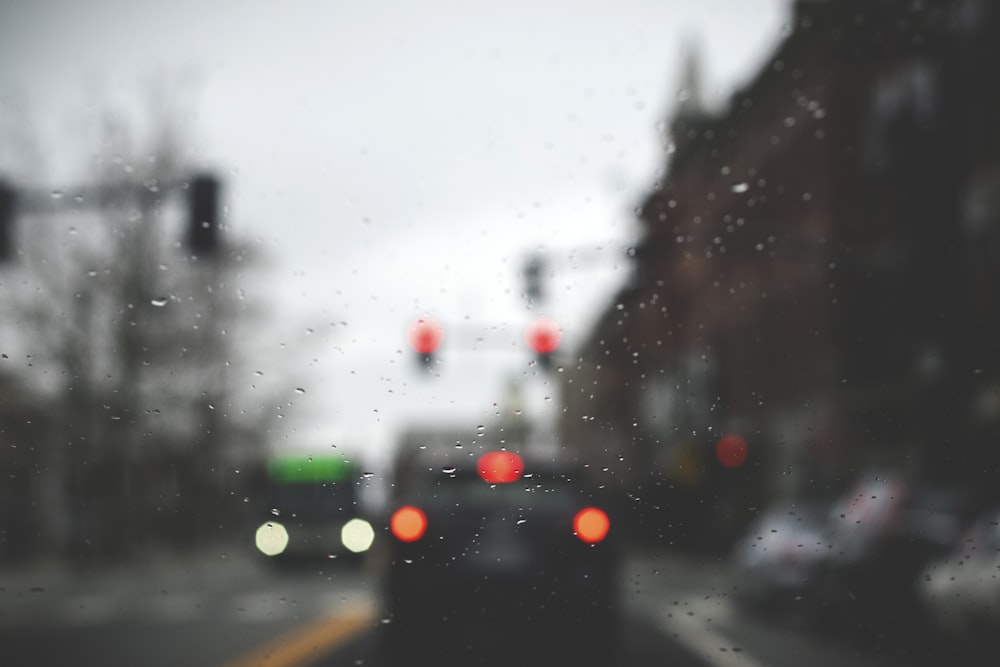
[0,100,279,562]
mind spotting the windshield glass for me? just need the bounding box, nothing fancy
[2,2,997,667]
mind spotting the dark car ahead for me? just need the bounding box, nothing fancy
[380,448,620,664]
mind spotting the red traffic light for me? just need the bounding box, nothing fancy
[408,318,443,355]
[525,318,561,354]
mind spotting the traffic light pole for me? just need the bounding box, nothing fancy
[521,243,632,306]
[0,171,223,262]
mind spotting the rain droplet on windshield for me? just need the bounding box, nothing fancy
[731,182,750,193]
[150,297,169,307]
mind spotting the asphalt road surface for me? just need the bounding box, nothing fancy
[0,546,969,667]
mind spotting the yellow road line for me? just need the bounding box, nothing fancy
[221,603,375,667]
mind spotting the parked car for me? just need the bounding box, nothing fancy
[816,472,978,638]
[379,447,621,664]
[731,499,831,621]
[917,505,1000,642]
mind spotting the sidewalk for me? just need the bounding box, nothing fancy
[0,540,258,595]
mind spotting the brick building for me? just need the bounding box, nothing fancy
[560,0,1000,547]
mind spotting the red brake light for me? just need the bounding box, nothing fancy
[574,507,610,543]
[391,506,427,542]
[477,451,523,484]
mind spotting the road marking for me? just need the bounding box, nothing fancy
[658,596,770,667]
[221,600,375,667]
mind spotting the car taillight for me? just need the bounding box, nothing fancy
[477,450,523,484]
[573,507,610,544]
[391,506,427,542]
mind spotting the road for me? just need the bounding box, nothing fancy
[0,545,962,667]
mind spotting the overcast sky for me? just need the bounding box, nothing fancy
[0,0,789,462]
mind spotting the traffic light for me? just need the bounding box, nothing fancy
[0,180,15,262]
[408,318,443,369]
[525,317,561,371]
[187,173,221,256]
[523,254,545,303]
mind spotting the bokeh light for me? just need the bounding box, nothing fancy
[716,434,749,468]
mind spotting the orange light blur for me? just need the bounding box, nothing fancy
[573,507,610,543]
[477,451,524,484]
[390,506,427,542]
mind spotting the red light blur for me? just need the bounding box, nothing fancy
[408,319,443,355]
[716,434,749,468]
[477,451,524,484]
[574,507,610,543]
[390,506,427,542]
[525,318,561,354]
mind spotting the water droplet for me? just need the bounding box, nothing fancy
[731,182,749,193]
[294,387,305,394]
[271,508,280,516]
[50,190,63,199]
[151,297,168,307]
[442,466,457,474]
[361,472,375,479]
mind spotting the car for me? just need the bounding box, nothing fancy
[815,472,978,639]
[379,446,621,664]
[253,453,374,566]
[917,505,1000,643]
[731,498,831,622]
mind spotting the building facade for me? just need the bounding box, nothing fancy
[561,0,1000,548]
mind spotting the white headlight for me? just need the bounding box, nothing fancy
[255,521,289,556]
[341,518,375,553]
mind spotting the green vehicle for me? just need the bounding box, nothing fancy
[253,454,374,564]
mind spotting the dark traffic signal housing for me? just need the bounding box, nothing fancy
[525,317,561,372]
[523,254,546,303]
[187,173,221,256]
[0,180,16,262]
[408,318,444,370]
